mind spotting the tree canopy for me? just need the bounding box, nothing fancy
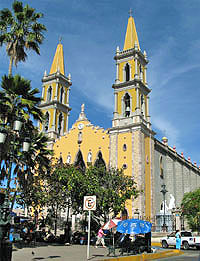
[0,74,52,212]
[181,187,200,231]
[46,163,140,225]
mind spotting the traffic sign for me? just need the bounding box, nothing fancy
[83,196,96,211]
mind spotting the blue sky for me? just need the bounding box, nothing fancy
[1,0,200,166]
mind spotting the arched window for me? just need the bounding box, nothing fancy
[139,65,143,80]
[66,154,71,164]
[124,93,131,117]
[78,132,82,144]
[160,156,164,179]
[122,163,127,169]
[94,151,106,169]
[58,113,63,135]
[123,144,127,151]
[141,94,144,106]
[58,153,63,164]
[44,112,49,132]
[47,86,52,102]
[60,87,64,103]
[125,63,130,81]
[87,152,92,163]
[74,150,86,173]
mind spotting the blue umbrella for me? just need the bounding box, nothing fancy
[117,219,152,235]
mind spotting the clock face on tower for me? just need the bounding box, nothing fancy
[78,123,84,130]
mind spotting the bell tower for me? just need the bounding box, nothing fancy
[39,40,71,143]
[109,13,155,220]
[112,13,151,129]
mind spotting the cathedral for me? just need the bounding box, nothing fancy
[39,14,200,231]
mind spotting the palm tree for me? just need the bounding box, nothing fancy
[0,74,51,211]
[14,126,53,213]
[0,74,44,125]
[0,1,46,75]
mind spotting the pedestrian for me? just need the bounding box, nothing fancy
[95,227,106,248]
[175,229,181,250]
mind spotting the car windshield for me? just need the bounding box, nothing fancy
[168,233,175,237]
[181,232,192,237]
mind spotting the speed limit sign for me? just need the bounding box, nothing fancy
[83,196,96,211]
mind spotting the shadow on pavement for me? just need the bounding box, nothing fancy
[47,256,61,259]
[32,255,61,260]
[89,254,105,260]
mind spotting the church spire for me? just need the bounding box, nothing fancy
[50,39,65,75]
[123,12,140,51]
[112,13,151,130]
[39,41,72,143]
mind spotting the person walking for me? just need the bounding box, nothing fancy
[175,230,181,250]
[95,227,106,248]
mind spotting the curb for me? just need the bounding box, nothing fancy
[151,243,161,247]
[100,250,184,261]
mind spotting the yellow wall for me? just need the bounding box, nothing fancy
[53,120,110,165]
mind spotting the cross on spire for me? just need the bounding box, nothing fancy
[128,8,133,17]
[59,36,62,43]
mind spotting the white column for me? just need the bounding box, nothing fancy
[144,66,147,85]
[66,88,69,105]
[41,85,45,100]
[115,92,118,112]
[136,87,140,112]
[113,92,118,119]
[51,108,56,131]
[147,96,149,119]
[115,62,120,83]
[55,82,59,100]
[134,56,138,79]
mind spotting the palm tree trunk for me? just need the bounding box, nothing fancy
[8,56,13,76]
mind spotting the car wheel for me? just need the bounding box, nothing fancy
[182,241,189,250]
[162,240,168,248]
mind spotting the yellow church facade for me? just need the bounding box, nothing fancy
[39,15,200,231]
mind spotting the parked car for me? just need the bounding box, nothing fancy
[161,231,200,250]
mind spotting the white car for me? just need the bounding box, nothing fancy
[161,231,200,250]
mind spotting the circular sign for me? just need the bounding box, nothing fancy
[84,196,96,211]
[78,123,84,130]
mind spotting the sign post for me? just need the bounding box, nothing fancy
[83,196,96,260]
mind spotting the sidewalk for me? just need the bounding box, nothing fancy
[12,244,115,261]
[12,243,182,261]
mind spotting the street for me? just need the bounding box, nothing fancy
[155,249,200,261]
[11,243,200,261]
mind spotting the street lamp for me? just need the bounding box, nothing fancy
[160,184,168,232]
[0,117,31,260]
